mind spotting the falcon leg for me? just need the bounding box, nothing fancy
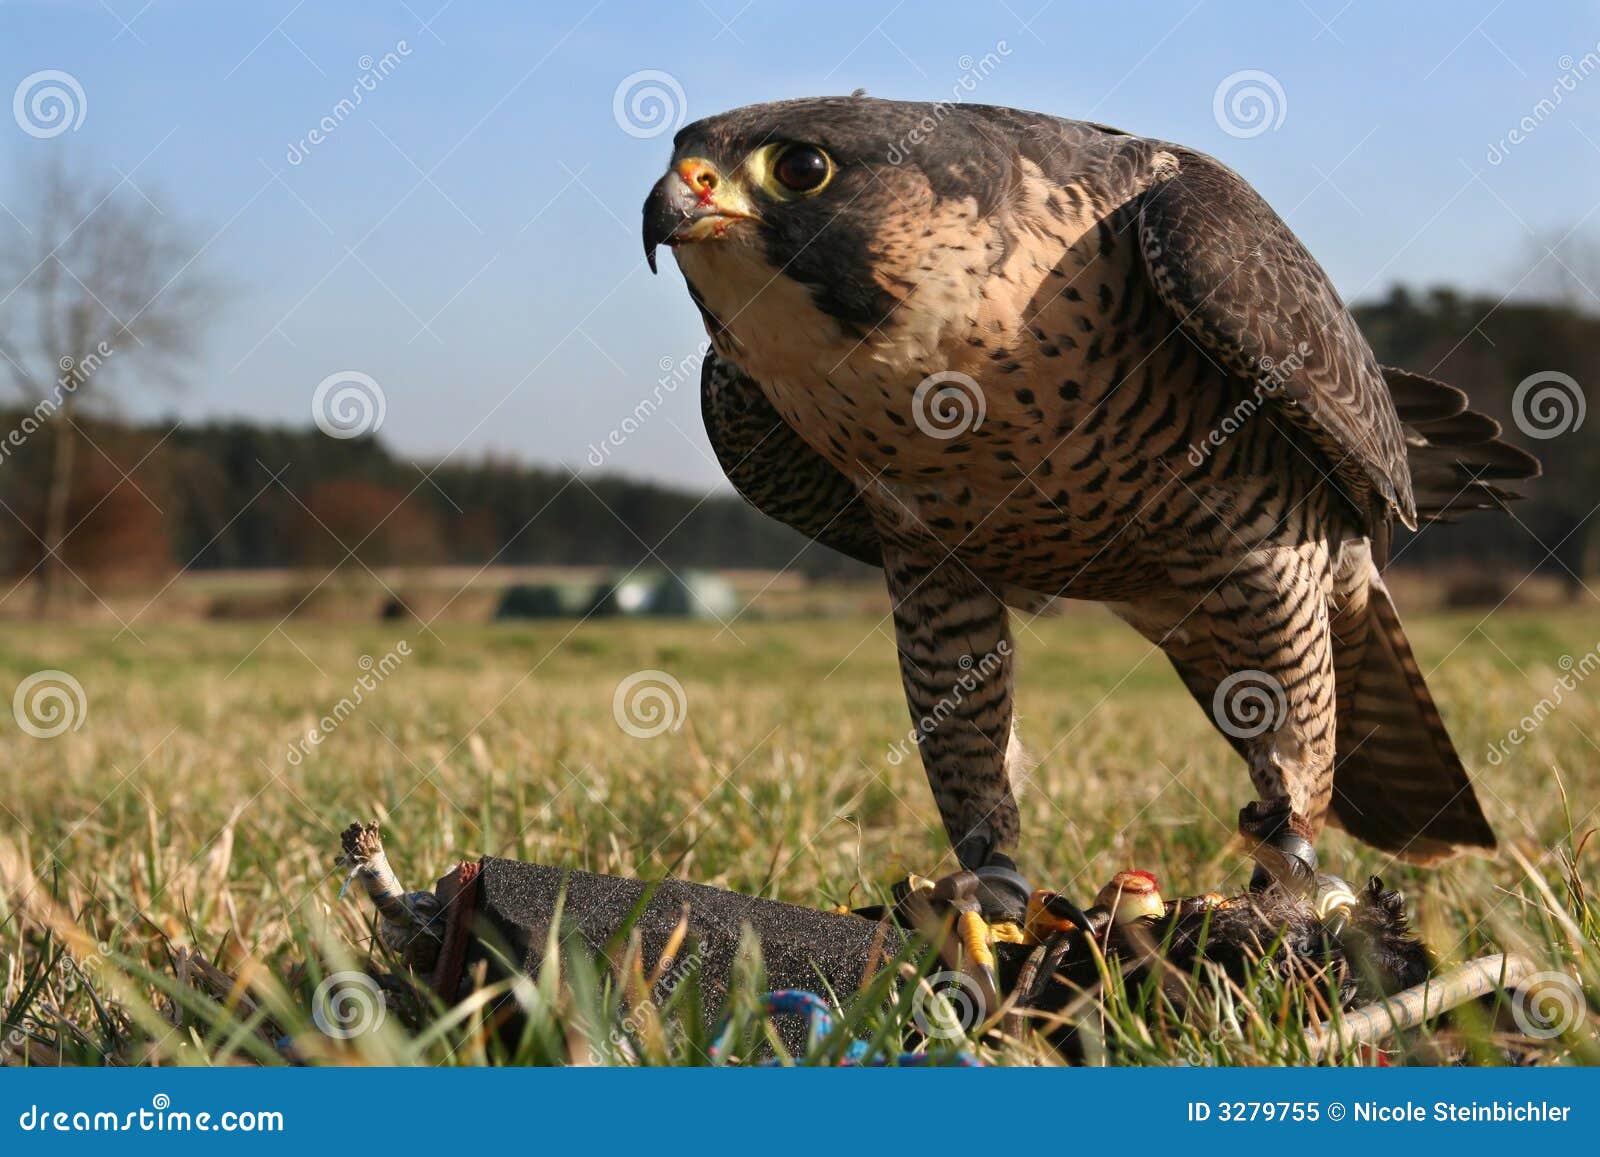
[882,546,1030,920]
[1238,797,1320,893]
[1175,543,1338,895]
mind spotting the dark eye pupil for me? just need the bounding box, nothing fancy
[774,146,828,191]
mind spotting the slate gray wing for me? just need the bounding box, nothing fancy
[701,351,883,568]
[1137,149,1416,529]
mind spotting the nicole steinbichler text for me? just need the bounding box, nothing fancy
[1186,1100,1573,1124]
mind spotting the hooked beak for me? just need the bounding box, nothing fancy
[642,158,757,273]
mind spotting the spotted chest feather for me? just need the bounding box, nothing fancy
[678,166,1239,597]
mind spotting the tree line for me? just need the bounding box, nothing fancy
[0,413,867,588]
[1355,286,1598,590]
[2,282,1593,594]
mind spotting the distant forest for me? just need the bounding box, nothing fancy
[1360,288,1597,589]
[0,288,1595,592]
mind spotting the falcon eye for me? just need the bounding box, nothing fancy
[771,145,832,194]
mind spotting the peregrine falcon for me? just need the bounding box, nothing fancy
[642,97,1538,912]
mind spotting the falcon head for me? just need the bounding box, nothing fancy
[642,97,1031,368]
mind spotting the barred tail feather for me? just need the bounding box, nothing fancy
[1328,570,1497,862]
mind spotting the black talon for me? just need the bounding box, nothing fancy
[1039,890,1102,940]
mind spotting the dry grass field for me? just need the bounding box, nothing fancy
[2,603,1597,1065]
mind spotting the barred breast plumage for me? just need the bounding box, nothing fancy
[646,96,1540,904]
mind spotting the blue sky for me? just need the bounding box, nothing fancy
[2,0,1598,489]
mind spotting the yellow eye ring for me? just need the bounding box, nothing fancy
[750,143,834,199]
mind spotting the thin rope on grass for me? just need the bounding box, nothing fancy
[1304,951,1537,1061]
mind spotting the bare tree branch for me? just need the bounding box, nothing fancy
[0,156,225,608]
